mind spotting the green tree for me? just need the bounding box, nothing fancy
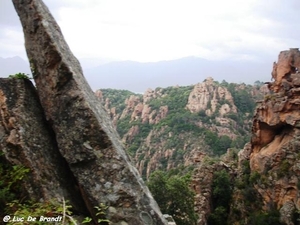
[248,210,283,225]
[147,171,169,213]
[147,170,197,225]
[208,170,232,225]
[167,175,197,225]
[215,135,232,155]
[254,80,264,88]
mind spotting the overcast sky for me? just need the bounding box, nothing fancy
[1,0,300,64]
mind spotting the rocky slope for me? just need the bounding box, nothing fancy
[5,1,299,225]
[191,49,300,225]
[96,78,266,178]
[249,48,300,224]
[96,49,300,225]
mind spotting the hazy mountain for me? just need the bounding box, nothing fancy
[78,57,117,69]
[0,56,31,77]
[84,56,273,92]
[0,56,272,93]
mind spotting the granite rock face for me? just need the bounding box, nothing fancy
[271,48,300,93]
[250,48,300,224]
[11,0,167,224]
[0,79,86,213]
[186,77,237,116]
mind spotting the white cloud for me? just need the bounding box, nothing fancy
[0,0,299,62]
[0,26,27,58]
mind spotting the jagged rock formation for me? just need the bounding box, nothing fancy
[8,0,167,224]
[0,79,86,213]
[97,80,265,179]
[250,48,300,224]
[181,49,300,225]
[96,89,169,127]
[271,48,300,93]
[186,77,237,116]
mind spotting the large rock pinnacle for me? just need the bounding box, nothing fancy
[250,48,300,224]
[12,0,167,224]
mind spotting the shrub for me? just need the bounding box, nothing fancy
[8,73,32,79]
[0,156,30,214]
[207,206,228,225]
[209,170,232,225]
[278,159,291,178]
[249,171,261,185]
[248,210,283,225]
[147,170,197,225]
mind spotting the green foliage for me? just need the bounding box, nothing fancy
[0,153,83,225]
[234,159,251,190]
[116,116,131,137]
[8,73,32,80]
[235,160,258,206]
[121,120,153,155]
[238,91,255,113]
[198,110,207,117]
[101,88,140,113]
[147,171,169,212]
[83,203,110,224]
[204,131,232,155]
[218,98,231,106]
[293,209,300,224]
[202,156,220,166]
[156,109,204,135]
[148,86,193,111]
[208,170,232,225]
[207,206,228,225]
[220,80,229,87]
[297,179,300,190]
[0,155,30,214]
[248,210,283,225]
[254,80,264,88]
[231,159,279,224]
[249,171,261,185]
[230,136,248,149]
[278,159,291,178]
[227,84,256,115]
[147,170,197,225]
[105,81,261,176]
[106,81,259,160]
[226,112,238,121]
[242,160,251,174]
[211,170,232,207]
[5,199,77,225]
[94,203,110,224]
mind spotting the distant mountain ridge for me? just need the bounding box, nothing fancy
[85,56,272,92]
[1,56,272,93]
[0,56,31,77]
